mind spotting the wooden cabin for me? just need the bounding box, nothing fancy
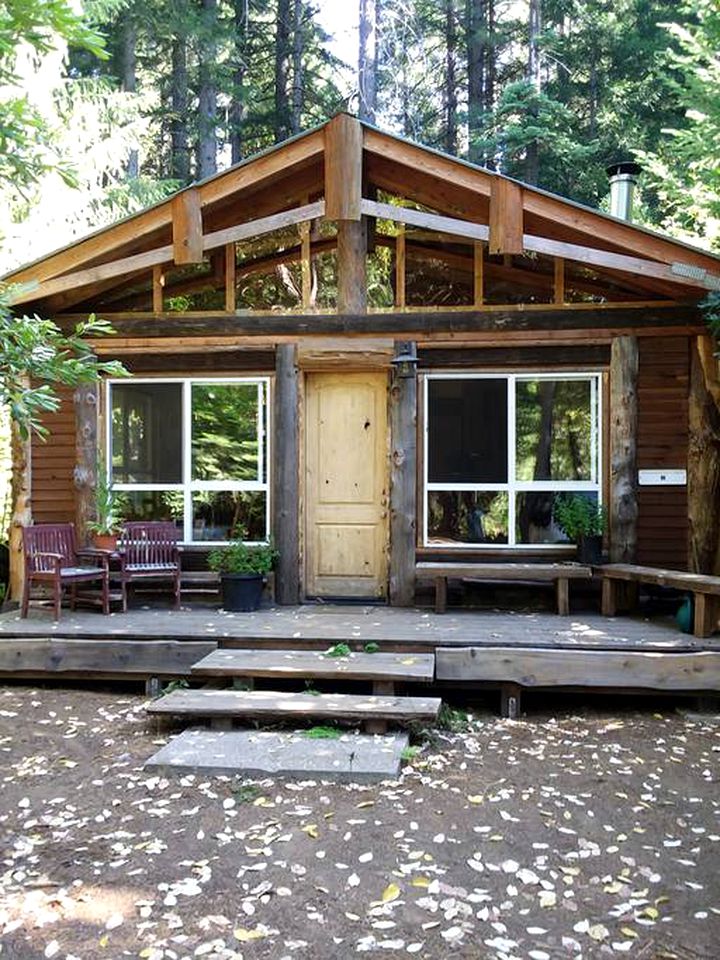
[4,113,720,607]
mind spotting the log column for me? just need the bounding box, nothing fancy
[389,341,417,606]
[8,420,31,604]
[273,344,300,604]
[609,335,639,563]
[688,334,720,574]
[337,220,367,313]
[74,383,99,547]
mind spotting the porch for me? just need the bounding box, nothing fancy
[1,604,718,712]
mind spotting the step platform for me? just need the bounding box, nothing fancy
[191,648,435,682]
[145,728,409,781]
[145,688,441,722]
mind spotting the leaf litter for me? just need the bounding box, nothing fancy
[0,685,718,957]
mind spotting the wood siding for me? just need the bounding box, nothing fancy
[637,336,689,569]
[31,388,76,524]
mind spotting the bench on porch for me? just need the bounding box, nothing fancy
[598,563,720,638]
[416,562,592,615]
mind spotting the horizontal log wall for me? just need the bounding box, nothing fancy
[30,387,76,524]
[637,336,690,569]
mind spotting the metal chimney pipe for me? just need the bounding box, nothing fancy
[606,161,642,221]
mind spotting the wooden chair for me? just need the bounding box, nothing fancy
[119,521,182,611]
[21,524,110,621]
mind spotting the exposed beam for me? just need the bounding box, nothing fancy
[473,242,484,306]
[172,189,204,264]
[74,303,702,341]
[395,226,406,307]
[10,202,326,306]
[360,198,488,242]
[554,257,565,304]
[489,178,524,255]
[324,114,362,220]
[225,243,236,313]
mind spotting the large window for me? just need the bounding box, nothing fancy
[109,378,269,543]
[424,373,601,548]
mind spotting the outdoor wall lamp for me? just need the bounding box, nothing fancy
[391,345,418,379]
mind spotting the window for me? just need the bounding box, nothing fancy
[109,378,269,543]
[424,373,601,548]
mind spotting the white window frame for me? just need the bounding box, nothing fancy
[423,371,603,549]
[107,376,271,545]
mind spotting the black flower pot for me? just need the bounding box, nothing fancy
[220,573,264,612]
[577,534,603,565]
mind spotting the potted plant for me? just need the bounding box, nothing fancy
[208,526,277,612]
[87,467,123,551]
[554,494,606,564]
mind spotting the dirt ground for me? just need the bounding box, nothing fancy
[0,685,718,960]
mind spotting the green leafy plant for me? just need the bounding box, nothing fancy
[438,704,470,732]
[363,642,380,654]
[401,745,421,761]
[324,642,351,658]
[554,494,606,540]
[162,678,189,695]
[207,525,277,576]
[233,784,261,804]
[87,462,123,535]
[304,725,341,739]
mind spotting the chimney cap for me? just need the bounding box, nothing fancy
[606,161,642,179]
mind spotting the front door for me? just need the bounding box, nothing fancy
[305,372,389,598]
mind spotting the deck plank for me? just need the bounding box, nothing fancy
[436,646,720,691]
[146,688,442,721]
[191,648,435,681]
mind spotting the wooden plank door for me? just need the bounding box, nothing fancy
[305,372,389,598]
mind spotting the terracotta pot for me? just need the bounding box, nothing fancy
[93,533,119,552]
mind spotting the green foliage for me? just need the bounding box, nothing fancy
[207,525,277,575]
[554,494,606,540]
[233,783,261,803]
[86,462,123,535]
[323,642,351,659]
[363,642,380,654]
[304,725,341,740]
[162,678,189,695]
[701,293,720,343]
[401,744,421,761]
[437,704,470,732]
[0,292,127,438]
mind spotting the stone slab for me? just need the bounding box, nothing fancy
[144,728,409,781]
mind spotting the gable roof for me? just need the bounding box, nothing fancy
[4,112,719,314]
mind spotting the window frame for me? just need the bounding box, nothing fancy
[423,370,602,550]
[106,376,271,545]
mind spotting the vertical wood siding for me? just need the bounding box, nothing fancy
[637,337,689,569]
[30,388,76,524]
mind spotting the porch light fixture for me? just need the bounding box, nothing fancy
[391,345,418,379]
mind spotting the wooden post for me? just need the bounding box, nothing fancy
[688,334,720,574]
[8,420,31,604]
[224,243,236,313]
[553,257,565,304]
[273,344,300,604]
[337,220,367,314]
[473,241,484,306]
[609,335,639,563]
[152,265,165,313]
[395,226,406,308]
[389,341,417,606]
[74,383,99,547]
[300,220,312,309]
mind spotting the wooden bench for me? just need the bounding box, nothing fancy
[598,563,720,638]
[416,562,592,615]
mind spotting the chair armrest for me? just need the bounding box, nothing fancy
[75,549,110,572]
[28,552,63,574]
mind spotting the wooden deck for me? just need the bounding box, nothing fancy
[0,604,718,694]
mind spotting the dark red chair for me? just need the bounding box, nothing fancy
[21,524,109,620]
[118,521,182,611]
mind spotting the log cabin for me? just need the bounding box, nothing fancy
[3,112,720,608]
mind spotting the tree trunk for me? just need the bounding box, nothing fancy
[74,384,98,548]
[229,0,247,164]
[609,336,638,564]
[118,7,139,178]
[358,0,378,123]
[170,21,191,183]
[484,0,495,116]
[389,341,417,606]
[444,0,458,155]
[197,0,218,180]
[688,335,720,574]
[525,0,542,185]
[291,0,304,134]
[466,0,485,164]
[8,420,31,604]
[274,0,292,142]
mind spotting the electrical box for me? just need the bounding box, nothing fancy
[638,469,687,486]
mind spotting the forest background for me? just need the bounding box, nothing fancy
[1,0,719,281]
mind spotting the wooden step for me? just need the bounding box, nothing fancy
[191,648,435,682]
[145,688,442,722]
